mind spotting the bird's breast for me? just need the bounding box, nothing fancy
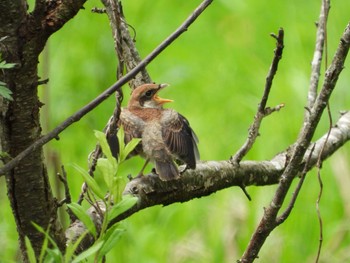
[121,108,173,161]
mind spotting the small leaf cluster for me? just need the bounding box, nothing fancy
[0,51,16,101]
[25,128,140,262]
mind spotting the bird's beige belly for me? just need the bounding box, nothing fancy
[142,122,169,160]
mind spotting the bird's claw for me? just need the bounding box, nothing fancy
[179,165,188,175]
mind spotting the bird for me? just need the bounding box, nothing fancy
[108,83,199,181]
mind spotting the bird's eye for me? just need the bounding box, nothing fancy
[145,90,153,97]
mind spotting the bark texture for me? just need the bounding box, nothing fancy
[0,0,86,260]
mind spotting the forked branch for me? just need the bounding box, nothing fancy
[231,28,285,164]
[239,20,350,263]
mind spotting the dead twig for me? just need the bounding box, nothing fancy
[57,166,76,222]
[231,28,285,164]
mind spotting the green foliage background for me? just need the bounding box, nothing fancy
[1,0,350,262]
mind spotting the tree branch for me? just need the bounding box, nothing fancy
[66,110,350,251]
[101,0,152,88]
[62,4,350,253]
[239,21,350,263]
[231,28,285,164]
[307,0,330,109]
[118,110,350,220]
[0,0,213,176]
[42,0,87,34]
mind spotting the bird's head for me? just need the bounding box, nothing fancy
[128,83,173,109]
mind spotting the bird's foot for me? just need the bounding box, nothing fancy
[179,165,188,175]
[127,172,144,181]
[136,172,144,178]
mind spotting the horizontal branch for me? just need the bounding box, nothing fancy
[66,112,350,253]
[110,110,350,225]
[66,110,350,251]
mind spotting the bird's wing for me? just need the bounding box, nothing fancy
[161,110,199,169]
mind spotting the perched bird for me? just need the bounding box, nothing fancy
[109,83,199,181]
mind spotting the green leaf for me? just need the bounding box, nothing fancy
[0,85,13,101]
[113,177,125,204]
[94,130,116,163]
[32,223,50,263]
[71,240,103,263]
[67,203,97,238]
[0,60,16,69]
[31,222,60,263]
[39,236,49,263]
[94,131,119,193]
[0,151,11,159]
[97,157,116,190]
[25,237,37,263]
[108,195,138,223]
[72,164,105,200]
[121,138,141,162]
[44,248,62,263]
[117,126,125,161]
[98,224,125,260]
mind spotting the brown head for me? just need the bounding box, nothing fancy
[128,83,173,109]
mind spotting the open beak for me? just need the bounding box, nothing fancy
[154,83,173,104]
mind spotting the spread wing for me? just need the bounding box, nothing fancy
[161,110,199,169]
[107,109,144,159]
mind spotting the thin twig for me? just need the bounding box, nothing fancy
[259,29,284,112]
[91,7,106,14]
[315,104,332,262]
[307,0,330,110]
[276,143,316,225]
[314,1,331,260]
[57,165,76,222]
[58,166,72,205]
[0,0,214,176]
[77,183,88,205]
[102,0,152,88]
[315,166,324,263]
[231,28,285,164]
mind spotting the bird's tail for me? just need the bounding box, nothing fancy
[155,160,180,181]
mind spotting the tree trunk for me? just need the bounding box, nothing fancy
[0,1,62,260]
[0,0,86,260]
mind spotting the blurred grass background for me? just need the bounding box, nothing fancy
[1,0,350,262]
